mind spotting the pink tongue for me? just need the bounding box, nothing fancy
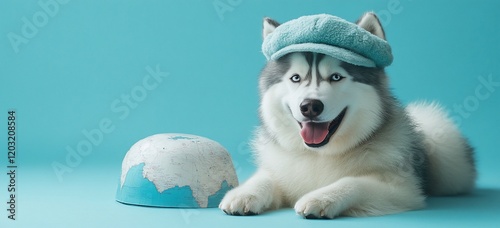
[300,122,330,144]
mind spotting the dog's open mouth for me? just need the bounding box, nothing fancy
[299,107,347,148]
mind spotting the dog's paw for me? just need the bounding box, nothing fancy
[219,188,270,216]
[294,193,343,219]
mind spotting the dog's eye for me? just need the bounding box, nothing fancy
[290,74,301,83]
[330,73,344,82]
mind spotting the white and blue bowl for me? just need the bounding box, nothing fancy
[116,133,239,208]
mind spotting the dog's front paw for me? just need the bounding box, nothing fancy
[294,193,343,219]
[219,188,270,216]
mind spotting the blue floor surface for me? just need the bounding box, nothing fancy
[7,167,500,227]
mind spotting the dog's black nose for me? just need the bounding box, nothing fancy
[300,99,324,118]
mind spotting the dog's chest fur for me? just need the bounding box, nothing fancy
[256,140,405,205]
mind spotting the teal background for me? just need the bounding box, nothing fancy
[1,0,499,227]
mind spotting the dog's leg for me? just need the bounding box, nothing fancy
[219,169,280,215]
[294,175,425,219]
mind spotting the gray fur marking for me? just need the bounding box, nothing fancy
[408,126,430,193]
[264,17,280,28]
[340,62,384,88]
[463,140,477,175]
[304,53,314,86]
[259,54,292,94]
[315,53,326,86]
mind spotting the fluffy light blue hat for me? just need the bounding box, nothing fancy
[262,14,393,68]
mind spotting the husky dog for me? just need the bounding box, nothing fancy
[219,12,476,219]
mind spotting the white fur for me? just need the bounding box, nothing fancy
[406,102,476,195]
[258,53,384,156]
[220,53,427,218]
[219,13,475,219]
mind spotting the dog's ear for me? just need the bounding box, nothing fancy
[263,17,280,39]
[356,12,386,40]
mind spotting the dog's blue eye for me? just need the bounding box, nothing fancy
[330,73,344,82]
[290,74,301,83]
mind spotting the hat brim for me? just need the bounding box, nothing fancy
[270,43,376,67]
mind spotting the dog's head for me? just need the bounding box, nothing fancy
[259,13,391,154]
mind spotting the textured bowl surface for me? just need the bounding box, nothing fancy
[116,133,238,208]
